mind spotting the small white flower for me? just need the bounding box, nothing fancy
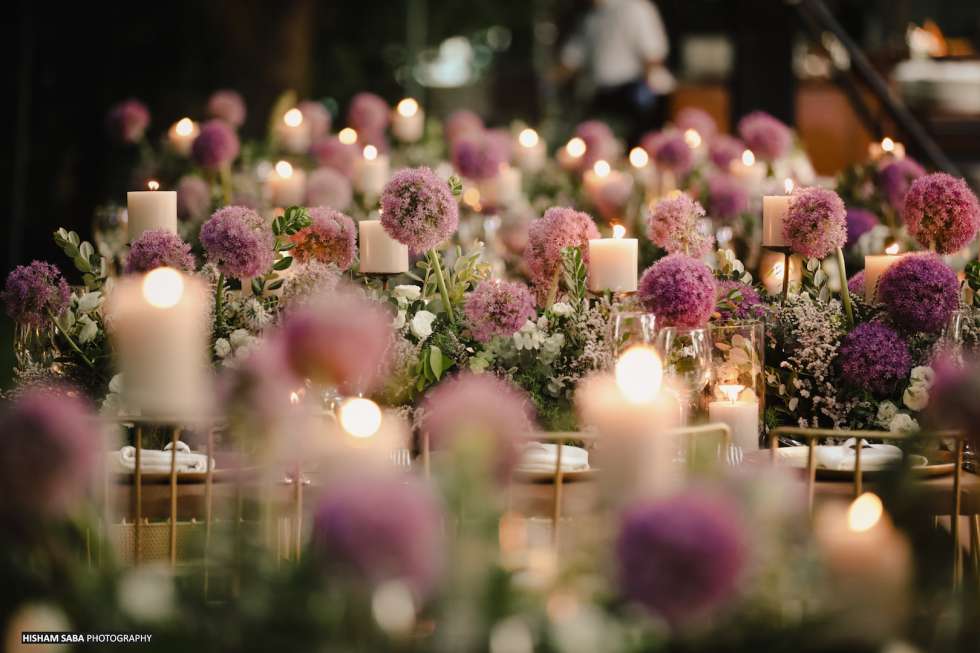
[876,401,898,426]
[410,310,436,340]
[76,291,102,314]
[550,302,574,317]
[393,285,421,302]
[214,338,231,358]
[392,310,406,329]
[77,315,98,343]
[118,565,176,623]
[788,397,799,411]
[229,329,253,350]
[888,413,919,434]
[903,385,929,411]
[910,366,935,389]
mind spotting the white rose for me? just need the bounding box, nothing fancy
[229,329,253,350]
[903,385,929,411]
[393,285,421,302]
[77,314,98,343]
[888,413,919,434]
[910,366,935,389]
[876,401,898,426]
[76,291,102,314]
[392,310,406,329]
[214,338,231,358]
[550,302,573,317]
[410,310,436,340]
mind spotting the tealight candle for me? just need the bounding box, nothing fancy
[268,160,307,207]
[864,244,906,302]
[514,128,546,172]
[707,384,759,451]
[277,107,312,154]
[359,219,408,274]
[588,224,638,292]
[354,145,390,199]
[391,98,425,143]
[167,117,199,156]
[127,181,177,242]
[868,137,906,162]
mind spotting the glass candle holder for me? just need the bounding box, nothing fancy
[707,320,765,451]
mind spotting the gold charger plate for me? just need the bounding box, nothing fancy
[769,448,956,480]
[510,468,599,484]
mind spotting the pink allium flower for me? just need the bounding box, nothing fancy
[124,230,196,274]
[279,289,391,394]
[675,107,717,140]
[451,131,509,180]
[313,474,444,598]
[218,337,305,438]
[199,206,275,280]
[638,255,717,328]
[524,207,599,292]
[289,206,357,271]
[192,119,240,170]
[310,136,359,178]
[347,92,390,133]
[708,174,749,220]
[206,89,246,127]
[298,100,331,140]
[3,261,71,327]
[646,194,714,257]
[903,172,980,254]
[708,134,745,169]
[176,175,211,221]
[838,322,912,395]
[641,130,693,175]
[357,128,390,153]
[420,372,535,480]
[845,207,878,247]
[106,98,150,144]
[878,253,959,333]
[715,279,765,321]
[0,388,100,518]
[737,111,792,162]
[784,187,847,259]
[464,280,536,342]
[617,492,746,624]
[847,270,865,298]
[575,119,617,168]
[444,110,485,144]
[305,167,353,211]
[878,157,926,216]
[380,167,459,253]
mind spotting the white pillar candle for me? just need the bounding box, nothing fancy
[277,107,312,154]
[478,165,523,209]
[359,219,408,274]
[391,98,425,143]
[127,183,177,242]
[268,160,307,207]
[728,149,766,193]
[588,225,637,292]
[762,195,792,247]
[354,145,390,199]
[514,128,546,172]
[707,385,759,451]
[864,249,906,302]
[107,268,211,420]
[583,159,612,199]
[167,117,199,156]
[557,137,586,172]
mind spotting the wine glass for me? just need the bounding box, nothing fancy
[654,326,711,423]
[611,310,656,355]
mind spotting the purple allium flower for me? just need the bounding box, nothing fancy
[310,136,359,178]
[206,89,246,127]
[638,255,717,328]
[593,173,634,221]
[347,92,389,133]
[926,356,980,448]
[877,253,959,333]
[289,206,357,270]
[737,111,792,162]
[903,172,980,254]
[784,187,847,259]
[176,175,211,221]
[878,157,926,216]
[845,207,878,247]
[106,98,150,144]
[279,289,391,394]
[708,174,749,220]
[451,131,509,180]
[640,130,694,175]
[3,261,71,327]
[847,270,865,298]
[617,492,746,624]
[464,280,536,342]
[298,100,331,140]
[838,322,912,395]
[313,474,444,598]
[575,120,617,168]
[379,167,459,253]
[199,206,275,280]
[124,230,196,274]
[444,110,485,144]
[305,167,353,211]
[524,207,600,294]
[0,388,99,517]
[675,107,717,140]
[356,128,390,153]
[191,119,240,170]
[715,279,765,321]
[646,194,714,257]
[708,135,745,170]
[420,372,535,480]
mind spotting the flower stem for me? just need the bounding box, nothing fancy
[835,247,854,328]
[218,165,233,206]
[214,273,226,332]
[428,250,454,323]
[47,310,94,368]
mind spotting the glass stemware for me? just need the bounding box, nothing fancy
[610,309,657,355]
[654,326,711,423]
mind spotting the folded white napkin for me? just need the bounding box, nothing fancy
[111,440,214,474]
[516,443,589,473]
[777,438,904,471]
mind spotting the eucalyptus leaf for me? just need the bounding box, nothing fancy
[430,346,444,380]
[273,256,293,271]
[251,278,264,296]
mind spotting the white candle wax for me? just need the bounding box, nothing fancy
[588,233,638,292]
[762,195,791,247]
[277,108,312,154]
[127,190,177,242]
[478,166,523,209]
[392,99,425,143]
[167,118,199,156]
[359,219,408,274]
[864,253,906,302]
[708,389,759,451]
[514,133,546,173]
[355,151,390,198]
[107,268,211,420]
[268,163,307,207]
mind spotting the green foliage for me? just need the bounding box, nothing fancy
[54,229,108,291]
[560,246,587,310]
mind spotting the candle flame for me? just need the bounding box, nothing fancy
[566,137,586,158]
[885,242,900,255]
[283,108,303,127]
[741,149,755,166]
[629,147,649,168]
[338,397,383,438]
[518,128,539,148]
[719,384,744,403]
[289,391,300,405]
[275,160,294,179]
[363,144,379,161]
[396,98,419,118]
[147,180,160,191]
[142,267,184,309]
[593,160,611,177]
[175,117,195,136]
[847,492,883,532]
[784,178,795,194]
[881,137,895,153]
[612,223,626,239]
[338,127,358,144]
[615,345,663,405]
[683,128,702,149]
